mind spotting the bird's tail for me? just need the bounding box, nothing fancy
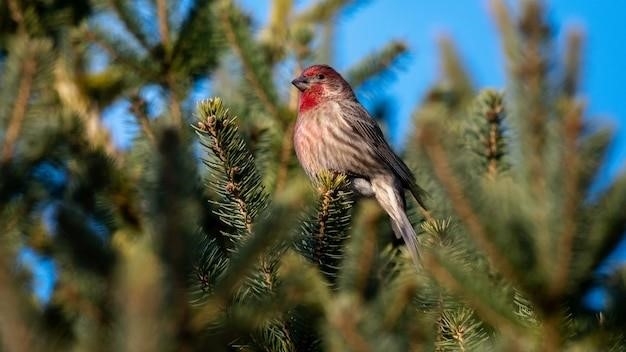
[390,211,421,268]
[372,178,421,268]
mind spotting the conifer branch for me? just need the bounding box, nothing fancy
[439,37,474,99]
[194,97,267,238]
[551,33,584,295]
[551,100,583,296]
[193,99,294,349]
[326,297,371,352]
[166,74,183,126]
[85,29,153,78]
[218,1,281,120]
[107,0,152,50]
[274,123,294,194]
[170,0,222,77]
[438,308,489,351]
[467,90,508,179]
[129,94,156,143]
[493,0,553,278]
[346,40,408,91]
[577,175,626,280]
[191,207,291,337]
[296,172,353,285]
[156,0,170,48]
[495,0,550,195]
[516,1,550,186]
[340,201,379,293]
[116,239,165,352]
[295,0,366,24]
[54,57,119,158]
[562,31,583,97]
[259,0,292,61]
[6,0,25,29]
[152,128,200,348]
[1,45,37,163]
[419,124,521,285]
[0,258,34,352]
[422,252,520,341]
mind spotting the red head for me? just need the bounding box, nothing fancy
[291,64,355,112]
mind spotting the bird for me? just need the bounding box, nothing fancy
[291,64,429,267]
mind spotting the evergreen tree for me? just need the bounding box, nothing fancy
[1,0,625,351]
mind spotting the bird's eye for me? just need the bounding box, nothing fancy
[316,74,325,79]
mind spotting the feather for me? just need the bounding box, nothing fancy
[343,101,429,209]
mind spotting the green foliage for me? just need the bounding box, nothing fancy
[0,0,625,351]
[296,172,353,286]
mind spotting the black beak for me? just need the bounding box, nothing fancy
[291,76,309,91]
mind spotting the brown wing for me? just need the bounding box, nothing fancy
[345,103,428,208]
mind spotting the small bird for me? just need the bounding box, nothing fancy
[291,64,429,267]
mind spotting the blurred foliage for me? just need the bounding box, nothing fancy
[0,0,625,351]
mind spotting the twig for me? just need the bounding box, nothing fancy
[156,0,170,48]
[219,4,280,120]
[107,0,151,50]
[130,95,156,144]
[7,0,24,28]
[274,123,293,192]
[330,306,371,352]
[166,74,183,126]
[551,101,583,296]
[1,53,37,163]
[0,259,34,352]
[274,64,302,194]
[84,30,149,76]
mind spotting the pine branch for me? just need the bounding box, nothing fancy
[466,89,508,179]
[171,0,222,78]
[577,128,612,193]
[105,0,153,50]
[155,0,170,48]
[54,54,119,158]
[194,97,268,240]
[346,40,408,91]
[575,175,626,282]
[190,206,292,332]
[84,28,156,80]
[494,0,551,196]
[150,127,202,348]
[1,37,39,163]
[437,307,489,351]
[551,98,584,297]
[0,205,35,352]
[193,98,294,350]
[129,94,156,143]
[6,0,25,27]
[492,0,557,287]
[438,37,474,101]
[217,1,280,120]
[419,122,521,285]
[295,172,353,286]
[259,0,293,62]
[339,201,381,295]
[422,250,521,342]
[295,0,368,24]
[0,256,35,352]
[562,30,582,97]
[115,237,165,352]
